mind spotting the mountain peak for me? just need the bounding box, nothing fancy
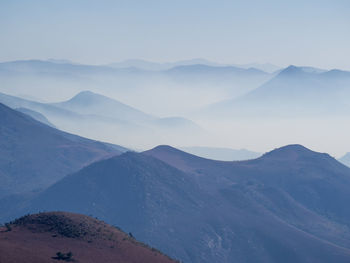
[72,90,104,100]
[56,90,154,122]
[278,65,326,77]
[76,90,96,96]
[65,90,125,107]
[146,145,187,155]
[278,65,304,76]
[261,144,328,161]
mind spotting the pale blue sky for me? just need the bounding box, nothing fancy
[1,0,350,69]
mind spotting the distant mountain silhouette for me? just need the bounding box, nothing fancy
[207,65,350,118]
[339,153,350,168]
[231,62,281,73]
[108,58,281,73]
[166,64,266,75]
[0,91,87,125]
[16,107,56,128]
[5,144,350,262]
[0,212,176,263]
[0,59,273,109]
[0,91,206,149]
[53,90,154,123]
[0,102,125,198]
[108,58,232,71]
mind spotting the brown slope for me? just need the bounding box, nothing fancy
[0,212,176,263]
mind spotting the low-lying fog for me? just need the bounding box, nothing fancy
[1,60,350,158]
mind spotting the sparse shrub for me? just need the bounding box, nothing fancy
[5,223,11,232]
[53,251,74,261]
[55,252,64,259]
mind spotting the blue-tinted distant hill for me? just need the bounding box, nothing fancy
[206,65,350,118]
[0,59,274,109]
[108,58,281,73]
[164,64,272,94]
[339,153,350,168]
[51,91,205,146]
[109,58,223,71]
[15,107,56,128]
[52,90,155,123]
[166,64,266,75]
[0,91,205,149]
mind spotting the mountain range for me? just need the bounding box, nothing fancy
[2,59,350,262]
[0,59,275,114]
[0,90,204,149]
[3,142,350,262]
[206,65,350,118]
[108,58,281,73]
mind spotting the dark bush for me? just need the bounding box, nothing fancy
[53,251,74,261]
[5,223,11,232]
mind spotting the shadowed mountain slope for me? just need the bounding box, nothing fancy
[0,102,124,197]
[15,152,202,262]
[144,145,350,259]
[4,145,350,262]
[0,212,176,263]
[145,145,350,217]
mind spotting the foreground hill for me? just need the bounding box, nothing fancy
[0,102,124,197]
[0,212,176,263]
[4,145,350,262]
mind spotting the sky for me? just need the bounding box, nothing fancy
[1,0,350,69]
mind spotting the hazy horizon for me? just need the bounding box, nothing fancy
[1,0,350,158]
[1,0,350,70]
[2,57,350,73]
